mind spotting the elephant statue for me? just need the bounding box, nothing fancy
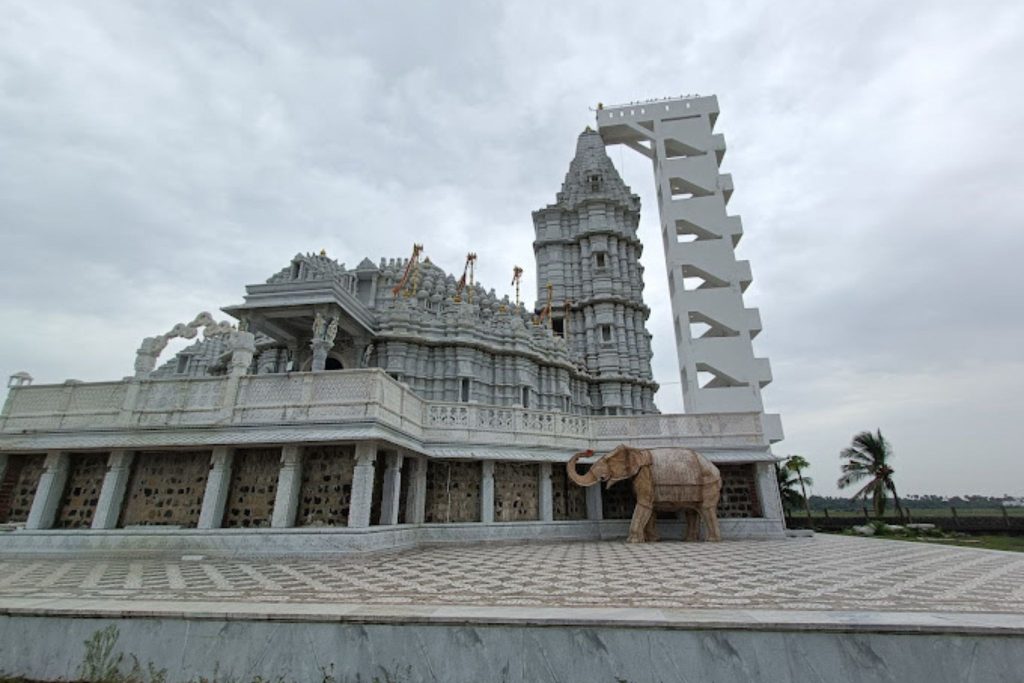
[567,444,723,543]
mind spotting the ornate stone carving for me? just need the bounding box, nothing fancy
[134,312,235,377]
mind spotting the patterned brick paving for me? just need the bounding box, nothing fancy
[0,536,1022,613]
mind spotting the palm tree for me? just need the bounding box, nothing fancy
[776,465,804,518]
[838,429,904,519]
[785,455,814,528]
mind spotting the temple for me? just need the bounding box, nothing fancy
[0,98,785,552]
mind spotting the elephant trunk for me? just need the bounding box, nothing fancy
[567,450,599,487]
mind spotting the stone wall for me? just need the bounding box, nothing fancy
[0,453,45,524]
[717,464,762,518]
[601,482,637,520]
[424,460,480,523]
[120,451,211,527]
[55,452,108,529]
[493,462,539,522]
[296,445,354,527]
[223,448,279,528]
[550,465,587,521]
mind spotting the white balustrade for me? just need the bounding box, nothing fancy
[0,370,773,451]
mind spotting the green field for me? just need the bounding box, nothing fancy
[873,534,1024,553]
[808,507,1024,518]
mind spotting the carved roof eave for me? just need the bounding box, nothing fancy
[223,279,377,335]
[532,196,641,216]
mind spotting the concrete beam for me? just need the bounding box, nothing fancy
[378,451,403,525]
[538,462,553,522]
[480,460,495,524]
[91,450,134,530]
[348,443,376,528]
[198,447,233,529]
[271,445,303,528]
[405,456,427,525]
[25,451,69,530]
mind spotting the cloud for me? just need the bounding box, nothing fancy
[1,1,1021,496]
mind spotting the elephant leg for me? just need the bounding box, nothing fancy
[627,503,653,543]
[704,506,722,542]
[683,509,700,542]
[644,512,659,542]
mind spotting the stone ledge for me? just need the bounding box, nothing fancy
[1,598,1022,636]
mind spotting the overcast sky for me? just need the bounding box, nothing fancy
[1,2,1022,496]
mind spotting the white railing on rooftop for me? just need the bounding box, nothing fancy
[0,371,775,449]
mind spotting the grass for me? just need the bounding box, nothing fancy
[886,534,1024,553]
[809,507,1024,518]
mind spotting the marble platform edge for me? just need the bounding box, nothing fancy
[0,518,787,557]
[1,597,1021,637]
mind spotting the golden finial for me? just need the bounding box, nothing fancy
[319,249,327,256]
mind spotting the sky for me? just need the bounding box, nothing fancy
[1,1,1022,497]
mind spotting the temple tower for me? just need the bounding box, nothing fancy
[533,128,658,415]
[597,96,774,416]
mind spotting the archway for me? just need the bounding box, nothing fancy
[324,357,343,371]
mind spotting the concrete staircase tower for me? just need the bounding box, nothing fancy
[532,128,658,415]
[597,96,774,415]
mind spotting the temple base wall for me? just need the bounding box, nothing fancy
[0,517,785,556]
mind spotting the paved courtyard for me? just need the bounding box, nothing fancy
[1,535,1023,614]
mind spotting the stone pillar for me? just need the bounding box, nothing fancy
[227,332,256,377]
[271,445,304,528]
[755,460,786,525]
[405,456,428,525]
[25,451,70,530]
[378,451,404,525]
[480,460,495,523]
[586,484,603,521]
[198,447,233,529]
[348,443,377,528]
[310,341,330,372]
[538,462,553,522]
[91,450,135,530]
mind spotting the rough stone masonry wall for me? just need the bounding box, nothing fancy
[493,462,539,522]
[550,465,587,521]
[0,453,46,524]
[717,464,762,518]
[296,445,354,527]
[602,482,637,520]
[424,460,480,523]
[120,451,211,527]
[55,452,108,529]
[222,448,279,528]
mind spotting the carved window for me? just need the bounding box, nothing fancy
[587,173,603,191]
[563,396,571,413]
[176,356,188,374]
[600,324,613,343]
[521,386,530,409]
[595,252,607,269]
[460,378,471,403]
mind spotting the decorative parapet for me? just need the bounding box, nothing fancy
[0,370,780,455]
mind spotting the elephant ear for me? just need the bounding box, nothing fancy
[627,448,653,474]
